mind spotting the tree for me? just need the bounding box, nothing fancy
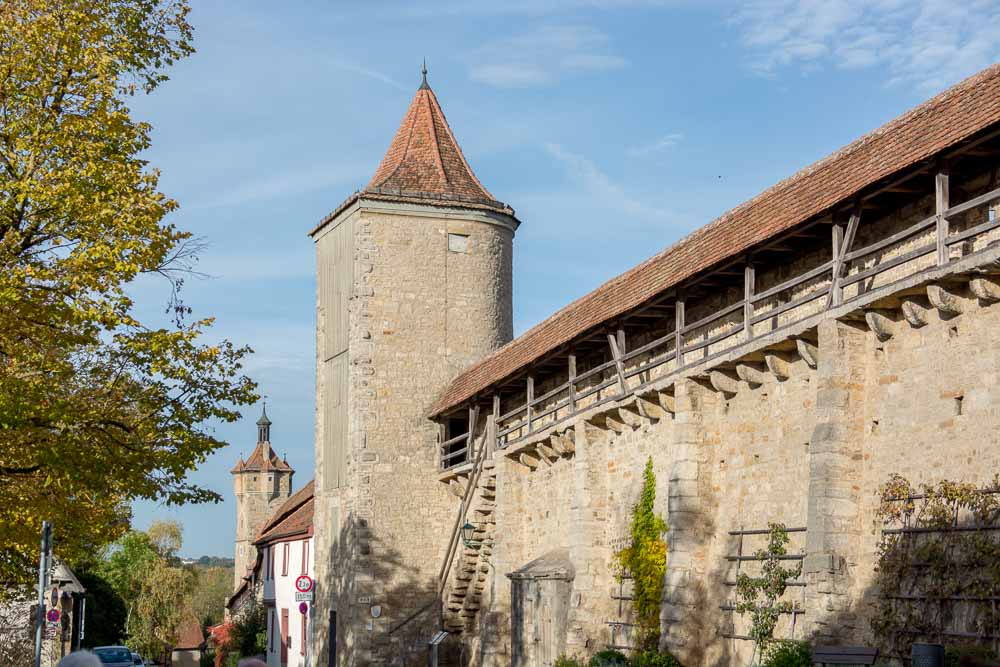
[148,520,183,561]
[76,570,128,648]
[190,566,234,629]
[100,530,160,611]
[614,457,668,649]
[0,0,257,586]
[735,523,802,666]
[129,559,196,661]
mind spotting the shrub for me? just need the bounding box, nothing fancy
[589,648,630,667]
[632,648,683,667]
[945,644,999,667]
[554,656,586,667]
[761,640,811,667]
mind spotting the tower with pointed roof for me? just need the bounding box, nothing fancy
[232,403,295,589]
[309,65,519,663]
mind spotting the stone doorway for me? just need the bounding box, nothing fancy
[508,550,575,667]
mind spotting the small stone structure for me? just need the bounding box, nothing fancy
[310,63,1000,666]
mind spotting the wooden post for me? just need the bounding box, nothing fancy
[936,171,950,266]
[491,394,500,457]
[744,262,755,338]
[675,297,685,367]
[607,333,627,395]
[568,354,577,412]
[526,375,534,434]
[467,404,476,461]
[831,222,844,306]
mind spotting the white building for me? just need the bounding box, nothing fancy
[256,481,314,667]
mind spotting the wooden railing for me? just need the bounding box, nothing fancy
[436,183,1000,469]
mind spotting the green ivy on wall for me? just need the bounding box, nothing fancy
[615,457,668,650]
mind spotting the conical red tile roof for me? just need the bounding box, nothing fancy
[233,441,293,473]
[367,78,495,203]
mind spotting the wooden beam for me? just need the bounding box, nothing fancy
[675,297,685,367]
[936,171,950,266]
[607,333,627,395]
[567,354,577,412]
[827,205,860,309]
[526,376,534,433]
[744,262,755,339]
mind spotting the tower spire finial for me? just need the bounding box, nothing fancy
[419,58,429,90]
[256,398,271,443]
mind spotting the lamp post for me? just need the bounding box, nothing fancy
[461,522,478,548]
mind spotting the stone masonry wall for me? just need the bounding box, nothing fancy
[313,201,516,666]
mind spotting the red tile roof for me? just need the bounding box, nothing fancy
[231,441,293,474]
[254,480,314,545]
[174,615,205,650]
[311,75,517,237]
[430,62,1000,416]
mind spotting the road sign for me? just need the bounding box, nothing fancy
[295,591,313,602]
[299,602,308,615]
[294,575,313,593]
[46,609,60,623]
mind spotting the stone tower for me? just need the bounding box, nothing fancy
[231,404,295,589]
[310,65,520,664]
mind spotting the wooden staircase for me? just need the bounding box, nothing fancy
[442,460,497,633]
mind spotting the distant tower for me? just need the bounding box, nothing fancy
[232,403,294,589]
[310,64,519,663]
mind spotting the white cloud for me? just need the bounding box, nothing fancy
[469,25,628,88]
[730,0,1000,92]
[544,142,671,220]
[327,59,409,91]
[627,133,684,157]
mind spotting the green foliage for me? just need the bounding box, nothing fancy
[225,601,267,659]
[129,560,196,658]
[0,0,256,587]
[76,570,128,648]
[872,475,1000,657]
[944,644,999,667]
[589,649,630,667]
[190,566,234,628]
[199,649,217,667]
[554,656,586,667]
[735,523,802,665]
[631,648,682,667]
[614,457,668,649]
[761,640,811,667]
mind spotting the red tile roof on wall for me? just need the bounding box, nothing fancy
[254,480,314,545]
[430,62,1000,416]
[174,615,205,651]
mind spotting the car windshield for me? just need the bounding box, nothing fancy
[95,648,132,662]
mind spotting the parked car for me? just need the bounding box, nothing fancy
[93,646,135,667]
[131,652,145,666]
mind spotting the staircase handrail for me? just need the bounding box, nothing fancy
[437,408,487,601]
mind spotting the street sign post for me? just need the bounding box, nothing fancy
[33,521,52,667]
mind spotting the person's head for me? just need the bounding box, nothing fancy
[237,660,267,667]
[58,651,102,667]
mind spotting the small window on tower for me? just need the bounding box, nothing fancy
[448,233,469,253]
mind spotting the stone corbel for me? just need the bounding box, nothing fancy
[764,351,793,381]
[535,443,558,464]
[518,452,539,470]
[709,369,740,396]
[900,297,930,328]
[970,276,1000,303]
[864,308,897,341]
[449,479,466,498]
[618,405,643,429]
[927,284,964,316]
[635,395,667,421]
[658,390,676,415]
[550,431,575,456]
[736,363,768,387]
[795,338,819,368]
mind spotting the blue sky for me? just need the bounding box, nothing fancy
[128,0,1000,557]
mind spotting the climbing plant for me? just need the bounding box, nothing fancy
[614,457,668,649]
[735,523,801,666]
[871,474,1000,657]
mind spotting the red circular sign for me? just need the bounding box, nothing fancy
[46,609,60,623]
[299,602,308,615]
[295,575,313,593]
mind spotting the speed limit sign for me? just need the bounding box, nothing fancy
[295,575,313,593]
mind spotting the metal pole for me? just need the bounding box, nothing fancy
[34,521,51,667]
